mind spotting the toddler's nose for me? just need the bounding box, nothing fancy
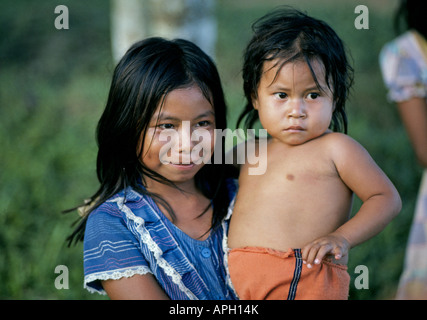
[288,99,307,118]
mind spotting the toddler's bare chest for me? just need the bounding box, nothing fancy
[263,151,337,184]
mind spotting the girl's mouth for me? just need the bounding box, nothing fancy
[169,162,196,169]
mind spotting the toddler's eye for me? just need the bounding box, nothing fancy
[307,92,320,100]
[274,92,287,99]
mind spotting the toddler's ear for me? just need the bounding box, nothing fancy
[251,93,259,110]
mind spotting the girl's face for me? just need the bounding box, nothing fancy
[253,59,334,146]
[141,85,216,185]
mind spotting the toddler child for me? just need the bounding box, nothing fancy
[227,8,402,300]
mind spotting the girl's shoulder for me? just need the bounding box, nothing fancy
[86,187,157,225]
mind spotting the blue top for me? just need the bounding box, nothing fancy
[83,180,238,300]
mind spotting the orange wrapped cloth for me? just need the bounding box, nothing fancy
[228,246,350,300]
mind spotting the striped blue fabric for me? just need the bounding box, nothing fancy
[83,180,238,300]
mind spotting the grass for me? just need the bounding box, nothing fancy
[0,0,421,299]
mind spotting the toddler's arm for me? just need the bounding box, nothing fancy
[302,134,401,266]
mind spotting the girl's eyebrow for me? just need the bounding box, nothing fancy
[156,114,179,121]
[155,110,215,121]
[194,111,216,119]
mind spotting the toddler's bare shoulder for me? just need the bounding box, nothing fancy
[322,132,363,149]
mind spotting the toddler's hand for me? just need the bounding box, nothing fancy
[301,233,350,268]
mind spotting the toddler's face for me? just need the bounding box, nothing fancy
[253,59,334,146]
[141,85,216,185]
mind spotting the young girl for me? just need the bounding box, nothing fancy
[67,37,238,299]
[227,8,402,300]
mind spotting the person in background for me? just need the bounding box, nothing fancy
[380,0,427,299]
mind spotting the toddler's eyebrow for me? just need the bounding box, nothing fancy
[269,83,322,92]
[305,85,324,92]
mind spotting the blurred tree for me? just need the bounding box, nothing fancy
[111,0,217,62]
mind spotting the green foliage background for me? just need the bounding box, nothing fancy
[0,0,422,299]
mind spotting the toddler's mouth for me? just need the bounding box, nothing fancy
[285,126,305,132]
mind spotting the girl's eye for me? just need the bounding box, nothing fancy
[196,120,211,127]
[158,123,174,129]
[307,92,320,100]
[274,92,287,99]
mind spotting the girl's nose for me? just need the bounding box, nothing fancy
[177,121,193,153]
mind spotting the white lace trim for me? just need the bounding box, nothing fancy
[109,196,198,300]
[84,266,152,295]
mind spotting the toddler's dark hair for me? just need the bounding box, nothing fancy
[237,7,354,133]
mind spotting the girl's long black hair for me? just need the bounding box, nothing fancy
[66,37,237,246]
[237,7,354,134]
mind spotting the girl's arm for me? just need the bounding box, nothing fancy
[102,274,169,300]
[302,134,402,265]
[397,97,427,168]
